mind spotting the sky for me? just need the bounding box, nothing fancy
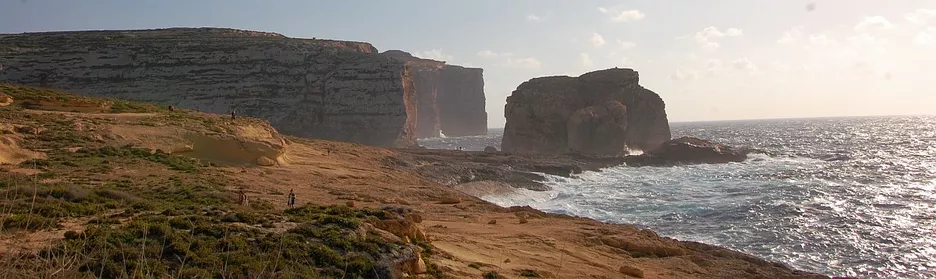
[2,0,935,127]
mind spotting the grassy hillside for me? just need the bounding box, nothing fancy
[0,84,427,278]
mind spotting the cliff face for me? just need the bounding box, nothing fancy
[381,50,445,139]
[501,68,671,155]
[381,50,488,139]
[0,28,418,147]
[438,66,487,137]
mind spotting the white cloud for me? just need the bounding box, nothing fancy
[417,49,454,62]
[670,68,699,81]
[853,16,895,31]
[617,39,637,50]
[504,57,542,69]
[732,57,757,71]
[808,34,835,46]
[526,14,542,22]
[693,26,743,49]
[847,33,889,55]
[590,33,606,47]
[905,9,936,25]
[777,26,804,44]
[476,50,513,58]
[704,59,724,77]
[580,53,594,67]
[914,27,936,46]
[598,7,645,22]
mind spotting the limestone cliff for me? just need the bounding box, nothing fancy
[0,28,417,147]
[438,65,487,137]
[381,50,488,138]
[501,68,671,155]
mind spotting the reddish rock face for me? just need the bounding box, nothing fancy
[382,50,488,139]
[624,137,749,166]
[501,68,671,155]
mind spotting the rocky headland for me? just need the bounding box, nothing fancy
[502,68,671,155]
[0,28,488,148]
[380,50,488,138]
[0,84,828,278]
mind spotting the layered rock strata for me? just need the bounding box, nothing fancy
[382,50,488,138]
[0,28,423,147]
[501,68,671,155]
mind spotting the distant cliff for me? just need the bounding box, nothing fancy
[381,50,487,139]
[0,28,486,147]
[501,68,671,155]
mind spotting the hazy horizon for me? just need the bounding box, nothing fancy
[2,0,935,127]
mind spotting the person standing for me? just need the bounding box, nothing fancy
[238,190,249,207]
[287,189,296,208]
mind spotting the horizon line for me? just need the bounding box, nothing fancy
[485,113,935,129]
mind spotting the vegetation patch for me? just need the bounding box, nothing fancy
[0,84,430,278]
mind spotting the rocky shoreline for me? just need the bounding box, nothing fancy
[393,136,753,191]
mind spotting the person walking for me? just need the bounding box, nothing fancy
[287,189,296,208]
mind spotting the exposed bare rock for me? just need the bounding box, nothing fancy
[0,28,418,147]
[625,136,749,166]
[502,68,670,155]
[566,100,629,156]
[382,50,488,138]
[438,65,487,137]
[0,93,11,107]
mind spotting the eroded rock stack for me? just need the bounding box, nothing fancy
[0,28,488,147]
[381,50,488,138]
[501,68,671,155]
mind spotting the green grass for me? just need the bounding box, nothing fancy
[0,84,426,278]
[0,83,165,113]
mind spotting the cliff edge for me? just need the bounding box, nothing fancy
[382,50,488,138]
[501,68,671,155]
[0,27,418,147]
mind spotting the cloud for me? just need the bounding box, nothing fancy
[417,49,454,62]
[598,7,645,22]
[731,57,757,71]
[580,53,594,67]
[504,57,542,69]
[670,68,699,81]
[853,16,895,31]
[693,26,743,49]
[617,39,637,50]
[590,33,606,47]
[905,9,936,25]
[777,26,804,44]
[914,27,936,46]
[808,34,835,46]
[526,14,542,22]
[476,50,514,58]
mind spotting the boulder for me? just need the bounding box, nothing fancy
[501,68,670,155]
[625,137,748,166]
[483,146,498,152]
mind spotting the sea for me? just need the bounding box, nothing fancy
[418,115,936,278]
